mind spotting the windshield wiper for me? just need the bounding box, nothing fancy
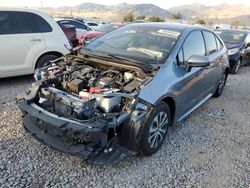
[106,54,154,70]
[81,48,94,55]
[81,48,154,70]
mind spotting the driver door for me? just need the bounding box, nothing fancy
[174,30,209,118]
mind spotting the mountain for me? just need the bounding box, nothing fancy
[45,3,172,20]
[168,3,250,25]
[168,3,206,19]
[129,4,171,17]
[44,2,250,25]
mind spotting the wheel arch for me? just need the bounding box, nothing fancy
[35,51,63,69]
[160,96,176,124]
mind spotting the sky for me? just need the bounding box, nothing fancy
[1,0,250,9]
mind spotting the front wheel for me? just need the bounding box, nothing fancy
[36,54,59,69]
[139,102,171,156]
[230,59,241,74]
[213,71,227,98]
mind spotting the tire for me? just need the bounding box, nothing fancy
[230,59,241,74]
[139,102,171,156]
[213,71,227,98]
[36,54,59,69]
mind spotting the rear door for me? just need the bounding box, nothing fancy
[0,11,46,77]
[201,30,223,95]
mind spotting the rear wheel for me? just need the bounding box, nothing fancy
[139,102,171,156]
[213,71,227,98]
[36,54,59,69]
[230,59,241,74]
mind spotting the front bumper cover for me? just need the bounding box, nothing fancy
[18,101,136,164]
[19,101,105,158]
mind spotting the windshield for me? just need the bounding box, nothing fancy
[215,30,246,44]
[85,24,181,63]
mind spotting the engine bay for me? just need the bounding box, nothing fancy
[33,56,151,121]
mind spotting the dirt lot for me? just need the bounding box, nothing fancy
[0,67,249,188]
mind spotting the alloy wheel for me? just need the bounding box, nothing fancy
[235,60,241,73]
[218,73,226,95]
[148,111,168,149]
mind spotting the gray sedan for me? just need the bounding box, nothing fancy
[18,23,229,164]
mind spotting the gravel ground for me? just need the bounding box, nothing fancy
[0,67,249,188]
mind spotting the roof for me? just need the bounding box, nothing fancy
[0,7,45,14]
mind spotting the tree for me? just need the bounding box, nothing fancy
[136,15,145,20]
[231,20,240,28]
[208,21,213,26]
[196,19,206,25]
[148,16,164,22]
[123,12,134,22]
[172,12,182,20]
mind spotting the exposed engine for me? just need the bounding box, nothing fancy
[34,57,149,121]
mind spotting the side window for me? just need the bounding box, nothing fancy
[177,30,206,67]
[26,12,52,33]
[215,36,223,51]
[0,11,34,35]
[203,31,218,55]
[69,21,86,30]
[59,21,71,26]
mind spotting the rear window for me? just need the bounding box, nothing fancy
[26,12,52,33]
[0,11,34,34]
[215,30,245,44]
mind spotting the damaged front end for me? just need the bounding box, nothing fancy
[17,55,156,164]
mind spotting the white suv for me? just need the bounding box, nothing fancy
[0,8,71,78]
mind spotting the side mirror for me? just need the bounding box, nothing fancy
[186,55,210,71]
[246,43,250,48]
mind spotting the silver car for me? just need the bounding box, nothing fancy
[18,23,229,164]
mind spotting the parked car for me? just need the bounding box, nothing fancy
[0,8,71,78]
[57,23,78,47]
[215,29,250,74]
[79,23,124,46]
[86,22,99,30]
[55,18,92,38]
[62,17,85,24]
[17,23,229,164]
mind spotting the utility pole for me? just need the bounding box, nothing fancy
[40,0,43,10]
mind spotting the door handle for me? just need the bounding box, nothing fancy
[31,38,42,42]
